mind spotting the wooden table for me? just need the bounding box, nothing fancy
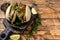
[0,0,60,40]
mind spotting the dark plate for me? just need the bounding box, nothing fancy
[0,2,37,40]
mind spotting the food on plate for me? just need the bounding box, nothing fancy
[6,5,12,21]
[25,5,31,22]
[5,3,31,26]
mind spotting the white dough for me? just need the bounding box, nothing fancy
[6,5,12,20]
[25,5,31,22]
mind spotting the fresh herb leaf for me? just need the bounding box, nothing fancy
[26,35,30,40]
[12,3,19,11]
[13,18,21,27]
[14,21,21,26]
[17,13,24,19]
[26,16,41,40]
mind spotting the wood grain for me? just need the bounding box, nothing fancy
[0,0,60,40]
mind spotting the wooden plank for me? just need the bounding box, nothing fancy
[0,10,5,18]
[41,19,54,26]
[0,0,60,40]
[0,18,3,24]
[0,23,5,29]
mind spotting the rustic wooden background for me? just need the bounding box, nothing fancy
[0,0,60,40]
